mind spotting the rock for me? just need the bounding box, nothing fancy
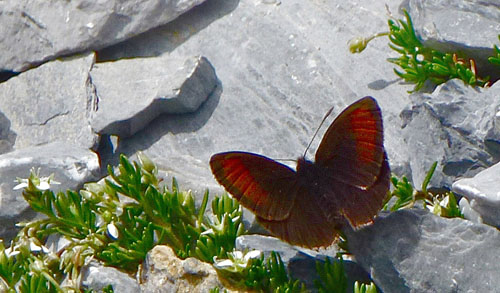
[406,0,500,79]
[90,55,217,137]
[399,79,500,188]
[0,0,207,72]
[0,53,99,151]
[345,209,500,293]
[140,245,228,292]
[457,197,483,225]
[452,161,500,228]
[0,142,99,242]
[81,260,140,293]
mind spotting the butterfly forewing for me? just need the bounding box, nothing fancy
[210,151,298,221]
[315,96,384,189]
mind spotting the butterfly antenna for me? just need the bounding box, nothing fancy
[303,106,335,158]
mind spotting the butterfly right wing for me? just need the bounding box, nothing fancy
[210,151,298,221]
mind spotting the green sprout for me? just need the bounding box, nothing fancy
[385,162,464,218]
[314,256,347,293]
[354,281,378,293]
[488,35,500,66]
[349,10,497,92]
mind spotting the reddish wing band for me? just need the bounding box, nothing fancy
[315,96,384,189]
[210,151,298,221]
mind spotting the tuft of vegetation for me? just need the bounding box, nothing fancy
[1,154,245,292]
[214,251,307,292]
[384,162,464,218]
[349,10,499,92]
[314,256,348,293]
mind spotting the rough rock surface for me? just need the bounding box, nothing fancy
[0,142,99,242]
[81,260,140,293]
[91,55,217,137]
[453,162,500,228]
[140,245,229,292]
[0,0,206,72]
[0,53,99,151]
[400,79,500,187]
[345,209,500,293]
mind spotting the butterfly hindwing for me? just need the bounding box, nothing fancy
[210,151,298,221]
[256,183,342,248]
[315,96,385,189]
[317,152,391,228]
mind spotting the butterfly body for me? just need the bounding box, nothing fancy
[210,97,390,248]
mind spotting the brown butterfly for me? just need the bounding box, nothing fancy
[210,97,390,248]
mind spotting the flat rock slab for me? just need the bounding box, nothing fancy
[345,209,500,293]
[0,142,99,242]
[0,53,99,151]
[0,0,206,72]
[453,161,500,228]
[91,55,217,137]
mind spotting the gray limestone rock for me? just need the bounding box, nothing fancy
[400,79,500,188]
[0,0,207,72]
[452,161,500,228]
[345,209,500,293]
[90,55,217,137]
[0,53,99,151]
[81,260,140,293]
[0,142,99,242]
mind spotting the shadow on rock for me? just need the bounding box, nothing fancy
[97,0,241,61]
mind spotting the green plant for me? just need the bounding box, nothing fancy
[2,154,245,291]
[384,162,464,218]
[349,10,498,92]
[314,256,347,293]
[214,251,307,292]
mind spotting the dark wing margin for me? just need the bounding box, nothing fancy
[210,151,298,221]
[315,96,385,189]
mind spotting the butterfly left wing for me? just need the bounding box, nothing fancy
[210,151,298,221]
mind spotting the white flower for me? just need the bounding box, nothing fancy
[213,250,262,272]
[13,168,60,191]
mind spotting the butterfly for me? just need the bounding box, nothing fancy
[210,97,390,248]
